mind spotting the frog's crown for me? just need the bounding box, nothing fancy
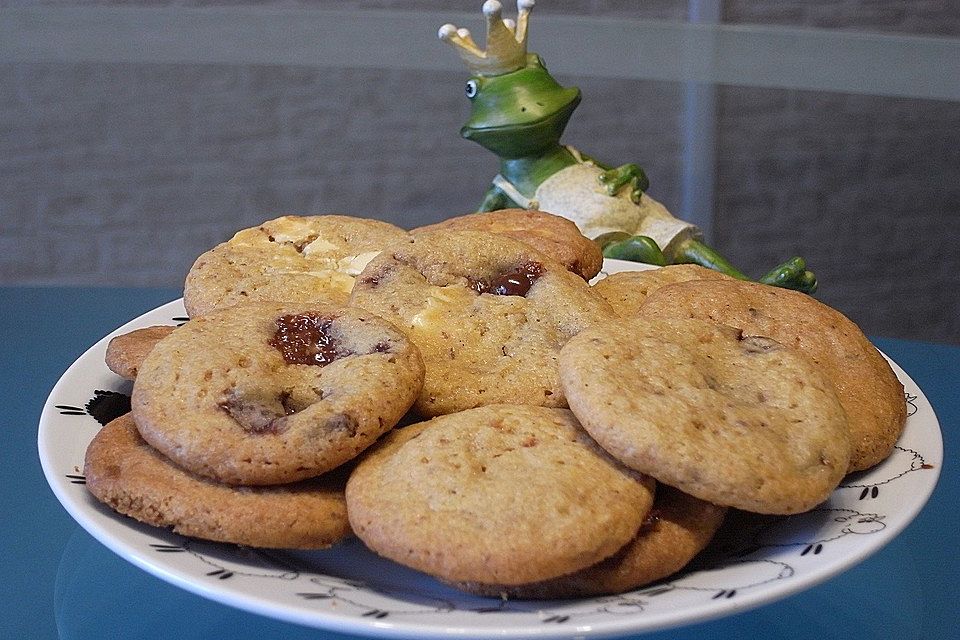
[439,0,534,76]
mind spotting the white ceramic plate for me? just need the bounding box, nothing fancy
[39,261,942,639]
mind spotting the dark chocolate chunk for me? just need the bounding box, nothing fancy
[269,313,345,366]
[469,261,544,297]
[219,392,288,434]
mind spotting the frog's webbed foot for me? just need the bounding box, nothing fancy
[759,257,818,294]
[598,164,650,204]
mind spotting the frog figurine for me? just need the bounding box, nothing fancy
[439,0,817,293]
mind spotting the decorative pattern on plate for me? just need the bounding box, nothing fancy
[38,262,942,639]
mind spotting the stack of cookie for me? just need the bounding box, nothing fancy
[87,215,424,549]
[85,210,906,599]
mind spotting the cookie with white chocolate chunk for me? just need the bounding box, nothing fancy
[183,215,409,317]
[349,229,616,417]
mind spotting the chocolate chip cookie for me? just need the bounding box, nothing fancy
[105,325,176,380]
[132,301,424,485]
[413,208,604,280]
[638,279,907,472]
[560,317,851,514]
[593,264,736,318]
[349,229,616,417]
[183,215,410,317]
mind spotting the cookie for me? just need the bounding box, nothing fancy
[183,215,410,317]
[349,230,616,417]
[345,405,656,585]
[84,414,352,549]
[560,317,851,514]
[593,264,736,318]
[454,486,727,598]
[131,301,424,485]
[638,279,907,472]
[412,209,603,280]
[105,325,176,379]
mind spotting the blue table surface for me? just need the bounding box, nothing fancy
[2,286,957,640]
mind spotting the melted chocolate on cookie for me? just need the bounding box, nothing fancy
[269,313,344,366]
[469,261,545,297]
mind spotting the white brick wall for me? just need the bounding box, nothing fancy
[0,60,685,286]
[714,0,960,342]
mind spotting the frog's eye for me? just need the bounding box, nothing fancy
[465,80,479,99]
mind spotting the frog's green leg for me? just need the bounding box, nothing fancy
[597,164,650,204]
[477,183,519,212]
[601,235,667,266]
[670,237,818,294]
[668,237,750,280]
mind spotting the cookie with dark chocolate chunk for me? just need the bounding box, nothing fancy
[412,208,603,280]
[638,279,906,472]
[560,317,851,514]
[131,301,424,485]
[349,230,616,417]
